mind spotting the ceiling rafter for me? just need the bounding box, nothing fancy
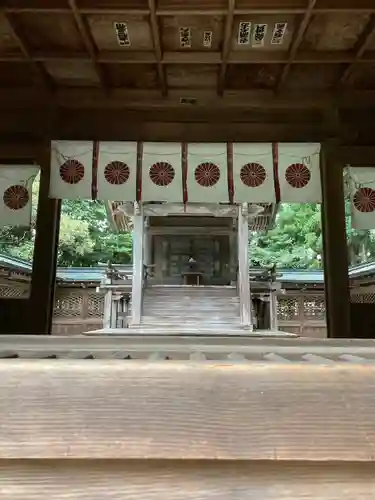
[67,0,107,91]
[148,0,167,97]
[338,14,375,86]
[218,0,235,96]
[276,0,316,91]
[1,10,53,90]
[2,50,375,66]
[3,6,375,15]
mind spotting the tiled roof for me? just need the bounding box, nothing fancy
[1,253,375,284]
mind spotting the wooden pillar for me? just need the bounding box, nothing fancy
[320,140,351,338]
[29,143,61,334]
[238,204,252,329]
[131,209,144,325]
[144,216,152,266]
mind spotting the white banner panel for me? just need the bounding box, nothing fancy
[142,142,182,202]
[187,143,228,203]
[278,143,321,203]
[0,165,39,227]
[50,141,93,199]
[96,141,137,201]
[348,166,375,229]
[233,143,275,203]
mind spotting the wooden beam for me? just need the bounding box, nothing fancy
[218,0,235,95]
[1,359,375,459]
[148,0,167,97]
[338,14,375,85]
[0,11,52,90]
[4,6,375,14]
[67,0,107,90]
[1,457,375,499]
[2,49,375,65]
[2,87,375,110]
[320,140,351,338]
[276,0,317,91]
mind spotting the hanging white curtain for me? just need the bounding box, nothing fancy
[50,141,93,199]
[278,143,321,203]
[142,142,183,202]
[348,166,375,229]
[96,141,137,201]
[233,143,275,203]
[187,143,229,203]
[0,165,39,227]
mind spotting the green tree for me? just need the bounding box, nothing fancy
[249,203,323,269]
[0,177,133,266]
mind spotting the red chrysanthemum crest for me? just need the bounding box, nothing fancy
[285,163,311,189]
[59,159,85,185]
[104,161,130,185]
[149,162,175,186]
[3,185,29,210]
[240,163,267,187]
[195,162,220,187]
[353,187,375,213]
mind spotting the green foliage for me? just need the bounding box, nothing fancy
[0,177,133,267]
[250,203,323,269]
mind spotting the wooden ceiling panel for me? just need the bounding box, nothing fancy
[315,0,375,8]
[87,14,153,51]
[231,15,296,52]
[161,15,224,51]
[44,60,101,86]
[3,0,68,8]
[0,62,35,86]
[303,13,370,51]
[166,64,219,88]
[0,15,23,54]
[283,64,344,89]
[77,0,149,8]
[157,0,227,10]
[236,0,307,8]
[226,64,282,89]
[12,13,85,52]
[105,64,159,88]
[347,64,375,89]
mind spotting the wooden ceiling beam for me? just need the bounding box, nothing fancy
[148,0,167,97]
[0,87,375,110]
[2,50,375,66]
[276,0,316,91]
[67,0,107,91]
[4,7,375,15]
[218,0,235,96]
[0,11,52,91]
[338,14,375,86]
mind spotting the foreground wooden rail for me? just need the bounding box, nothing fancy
[0,336,375,498]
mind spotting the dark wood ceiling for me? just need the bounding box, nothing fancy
[1,0,375,143]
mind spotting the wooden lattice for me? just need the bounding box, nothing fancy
[0,284,29,298]
[54,292,83,318]
[88,292,104,317]
[276,296,300,321]
[350,292,375,304]
[303,295,326,319]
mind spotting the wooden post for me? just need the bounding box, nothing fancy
[102,277,112,329]
[29,143,61,334]
[320,140,351,338]
[238,204,252,329]
[131,208,144,325]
